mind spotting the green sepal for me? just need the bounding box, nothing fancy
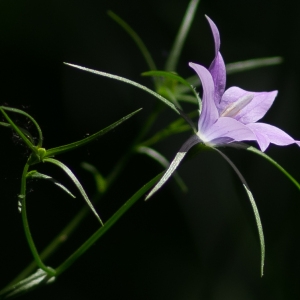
[43,158,103,226]
[45,108,142,158]
[26,170,76,198]
[0,268,55,299]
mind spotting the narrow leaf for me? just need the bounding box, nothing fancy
[0,106,43,147]
[55,172,164,276]
[145,135,200,200]
[0,122,35,144]
[0,268,55,299]
[64,63,180,115]
[27,170,76,198]
[46,108,142,158]
[107,10,157,72]
[178,56,283,94]
[0,107,36,153]
[214,148,265,276]
[43,158,103,226]
[165,0,201,71]
[137,146,188,193]
[81,162,107,193]
[142,70,202,106]
[243,184,265,277]
[226,56,283,75]
[246,146,300,191]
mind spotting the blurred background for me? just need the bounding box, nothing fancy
[1,0,300,299]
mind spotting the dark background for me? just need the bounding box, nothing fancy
[1,0,300,299]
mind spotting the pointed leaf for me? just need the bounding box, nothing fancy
[45,108,142,158]
[27,170,76,198]
[107,11,157,72]
[214,148,265,276]
[137,146,188,193]
[43,158,103,226]
[0,107,36,153]
[165,0,200,71]
[243,184,265,277]
[142,70,201,106]
[0,268,55,299]
[0,121,35,144]
[145,135,200,200]
[64,63,180,113]
[0,106,43,147]
[246,146,300,191]
[178,57,283,94]
[81,162,107,193]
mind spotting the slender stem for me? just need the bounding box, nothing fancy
[55,173,162,276]
[7,100,163,285]
[20,163,56,276]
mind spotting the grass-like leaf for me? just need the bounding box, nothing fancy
[0,269,55,299]
[178,56,283,94]
[0,121,35,144]
[107,10,157,72]
[246,146,300,191]
[145,135,200,200]
[165,0,201,71]
[137,146,188,193]
[142,70,202,108]
[0,106,43,147]
[243,184,265,277]
[81,162,107,194]
[0,107,36,153]
[214,148,265,276]
[27,170,76,198]
[55,172,164,276]
[43,158,103,226]
[64,63,181,115]
[46,108,142,158]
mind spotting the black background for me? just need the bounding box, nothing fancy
[1,0,300,299]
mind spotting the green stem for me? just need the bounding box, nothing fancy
[20,163,56,276]
[55,173,162,276]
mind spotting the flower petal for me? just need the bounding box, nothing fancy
[247,122,300,152]
[189,62,219,132]
[198,117,256,146]
[206,16,226,105]
[220,87,278,124]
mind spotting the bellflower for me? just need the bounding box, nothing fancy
[146,16,300,200]
[190,16,300,152]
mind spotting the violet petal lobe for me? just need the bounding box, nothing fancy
[189,62,218,132]
[246,123,300,152]
[198,117,256,146]
[220,87,278,124]
[206,15,226,105]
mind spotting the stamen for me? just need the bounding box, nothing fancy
[221,94,254,117]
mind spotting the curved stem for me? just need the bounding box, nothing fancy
[20,163,56,277]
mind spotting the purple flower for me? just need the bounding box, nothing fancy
[190,16,300,152]
[146,16,300,201]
